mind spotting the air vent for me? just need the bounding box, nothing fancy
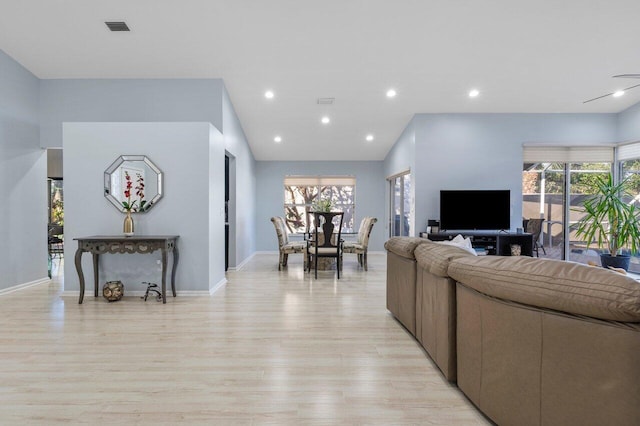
[105,21,130,32]
[317,98,335,105]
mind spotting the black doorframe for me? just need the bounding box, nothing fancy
[225,155,230,271]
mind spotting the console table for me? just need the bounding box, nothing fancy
[73,235,179,304]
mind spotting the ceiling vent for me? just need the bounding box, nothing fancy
[317,98,335,105]
[105,21,130,32]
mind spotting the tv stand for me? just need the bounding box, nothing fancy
[422,231,534,257]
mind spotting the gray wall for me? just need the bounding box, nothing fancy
[38,78,256,269]
[63,122,225,293]
[0,50,48,290]
[39,79,224,148]
[385,113,618,235]
[617,101,640,142]
[222,87,257,267]
[255,161,386,251]
[47,148,63,178]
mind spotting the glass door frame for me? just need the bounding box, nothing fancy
[388,170,411,238]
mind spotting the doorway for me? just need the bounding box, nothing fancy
[225,155,230,271]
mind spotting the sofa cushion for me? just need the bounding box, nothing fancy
[384,237,425,259]
[448,256,640,322]
[415,241,474,277]
[433,234,478,256]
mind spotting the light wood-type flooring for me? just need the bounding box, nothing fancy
[1,254,490,425]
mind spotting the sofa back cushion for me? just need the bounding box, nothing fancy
[415,241,473,277]
[384,237,425,259]
[448,256,640,322]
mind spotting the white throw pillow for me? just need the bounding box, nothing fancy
[433,234,478,256]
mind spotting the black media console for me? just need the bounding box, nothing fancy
[422,231,534,257]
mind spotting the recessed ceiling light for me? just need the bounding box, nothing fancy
[264,90,275,99]
[321,116,330,124]
[366,134,374,142]
[469,89,480,98]
[274,136,282,143]
[613,90,625,98]
[386,89,397,98]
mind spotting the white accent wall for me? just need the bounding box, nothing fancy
[63,122,225,293]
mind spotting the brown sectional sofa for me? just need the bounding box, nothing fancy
[385,236,640,426]
[384,237,424,336]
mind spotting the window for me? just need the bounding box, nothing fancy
[284,176,355,234]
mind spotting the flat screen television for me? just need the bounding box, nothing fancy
[440,190,510,231]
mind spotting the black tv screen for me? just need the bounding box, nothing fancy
[440,190,510,231]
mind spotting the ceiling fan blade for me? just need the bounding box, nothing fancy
[583,83,640,104]
[613,74,640,79]
[583,92,614,103]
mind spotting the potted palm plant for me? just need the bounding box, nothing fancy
[573,174,640,270]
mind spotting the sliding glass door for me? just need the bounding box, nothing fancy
[522,163,565,259]
[389,172,411,237]
[522,161,612,263]
[620,158,640,273]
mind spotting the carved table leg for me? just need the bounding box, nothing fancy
[75,247,85,304]
[161,248,168,304]
[92,253,99,297]
[171,245,179,297]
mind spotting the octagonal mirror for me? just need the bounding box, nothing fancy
[104,155,163,212]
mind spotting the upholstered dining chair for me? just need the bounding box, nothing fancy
[342,217,377,270]
[307,211,344,279]
[270,216,307,270]
[525,218,546,257]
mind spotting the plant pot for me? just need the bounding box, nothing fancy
[599,254,631,271]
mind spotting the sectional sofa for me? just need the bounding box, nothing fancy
[385,237,640,426]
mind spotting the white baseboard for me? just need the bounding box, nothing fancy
[253,251,279,254]
[0,277,50,296]
[228,252,257,271]
[209,277,227,295]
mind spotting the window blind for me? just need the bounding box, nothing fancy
[284,176,355,186]
[617,142,640,161]
[522,145,614,163]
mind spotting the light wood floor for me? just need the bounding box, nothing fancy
[1,254,489,425]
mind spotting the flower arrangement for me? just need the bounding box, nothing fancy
[122,171,147,212]
[312,198,333,212]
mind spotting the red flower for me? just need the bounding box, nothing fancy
[122,171,147,212]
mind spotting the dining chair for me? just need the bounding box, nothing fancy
[270,216,307,270]
[342,217,377,270]
[48,224,64,260]
[525,218,546,257]
[307,211,344,279]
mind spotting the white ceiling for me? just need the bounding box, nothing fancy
[2,1,640,160]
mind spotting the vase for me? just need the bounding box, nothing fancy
[123,210,134,236]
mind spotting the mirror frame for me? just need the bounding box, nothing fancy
[104,155,163,213]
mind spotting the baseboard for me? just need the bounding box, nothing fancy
[252,251,279,255]
[0,277,50,296]
[209,277,227,295]
[228,252,257,271]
